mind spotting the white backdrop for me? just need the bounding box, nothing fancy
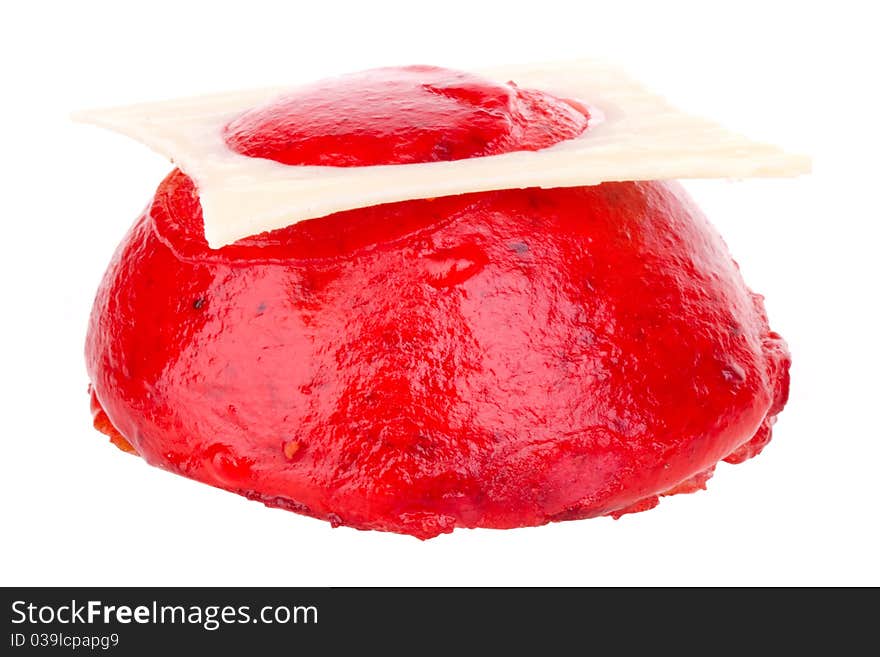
[1,0,876,586]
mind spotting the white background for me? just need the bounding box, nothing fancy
[1,0,877,586]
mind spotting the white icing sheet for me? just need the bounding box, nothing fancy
[73,59,811,248]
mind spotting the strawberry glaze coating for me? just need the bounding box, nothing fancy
[86,67,789,538]
[223,66,589,166]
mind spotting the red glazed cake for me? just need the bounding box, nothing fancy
[85,66,791,538]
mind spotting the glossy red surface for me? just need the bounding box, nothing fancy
[223,66,589,166]
[86,66,790,538]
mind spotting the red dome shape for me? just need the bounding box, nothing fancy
[86,67,789,538]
